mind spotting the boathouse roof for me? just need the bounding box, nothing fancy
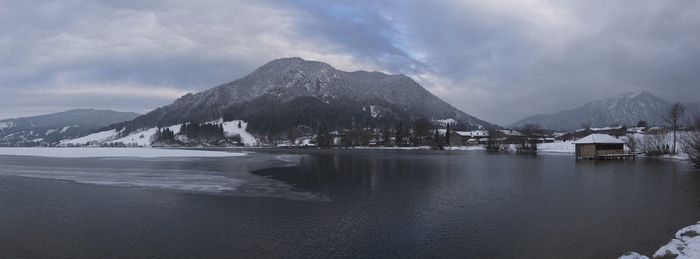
[573,134,624,144]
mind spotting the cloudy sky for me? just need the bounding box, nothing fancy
[1,0,699,124]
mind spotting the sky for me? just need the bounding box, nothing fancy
[1,0,699,125]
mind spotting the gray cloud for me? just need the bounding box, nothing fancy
[0,0,699,124]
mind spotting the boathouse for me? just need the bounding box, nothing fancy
[574,134,630,160]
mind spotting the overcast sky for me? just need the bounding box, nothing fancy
[1,0,699,124]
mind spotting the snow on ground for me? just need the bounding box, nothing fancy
[0,121,13,129]
[349,146,433,150]
[621,221,700,259]
[0,147,245,158]
[445,146,485,151]
[215,119,257,146]
[108,125,182,146]
[60,129,119,145]
[45,129,58,135]
[618,252,648,259]
[538,141,575,153]
[60,125,78,133]
[60,119,257,147]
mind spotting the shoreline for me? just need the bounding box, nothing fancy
[620,221,700,259]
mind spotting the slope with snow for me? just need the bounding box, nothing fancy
[61,119,258,147]
[60,129,120,145]
[217,119,258,146]
[512,91,672,130]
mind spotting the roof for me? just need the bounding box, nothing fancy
[453,130,488,137]
[573,134,625,144]
[499,129,524,136]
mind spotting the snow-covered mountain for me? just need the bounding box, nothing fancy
[0,109,140,146]
[511,91,682,131]
[107,57,492,136]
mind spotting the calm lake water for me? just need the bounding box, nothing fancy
[1,149,699,258]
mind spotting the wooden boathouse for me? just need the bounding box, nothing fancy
[574,134,635,160]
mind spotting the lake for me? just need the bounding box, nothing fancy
[0,149,699,258]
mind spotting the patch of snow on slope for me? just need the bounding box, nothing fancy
[60,125,78,133]
[109,125,182,146]
[60,129,118,145]
[0,121,13,130]
[0,147,244,158]
[46,129,58,135]
[370,105,379,118]
[218,119,257,146]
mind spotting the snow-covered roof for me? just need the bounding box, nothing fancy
[573,134,624,144]
[590,126,623,131]
[453,130,488,137]
[499,130,524,136]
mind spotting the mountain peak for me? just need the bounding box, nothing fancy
[512,90,672,130]
[107,57,493,135]
[259,57,333,71]
[619,90,654,99]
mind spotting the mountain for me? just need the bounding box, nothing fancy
[510,91,677,131]
[107,57,492,136]
[0,109,141,146]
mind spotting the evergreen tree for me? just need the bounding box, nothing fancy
[446,123,451,146]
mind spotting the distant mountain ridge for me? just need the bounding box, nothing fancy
[511,91,699,131]
[107,57,492,136]
[0,109,141,146]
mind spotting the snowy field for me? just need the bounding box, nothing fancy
[0,147,245,158]
[60,118,258,147]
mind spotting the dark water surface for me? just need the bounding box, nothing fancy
[1,149,699,258]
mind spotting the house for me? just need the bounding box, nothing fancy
[573,134,629,160]
[448,130,488,146]
[491,129,525,144]
[645,127,668,135]
[574,126,627,138]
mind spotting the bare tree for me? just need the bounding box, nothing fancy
[640,133,669,156]
[681,117,700,167]
[664,103,686,154]
[622,134,639,154]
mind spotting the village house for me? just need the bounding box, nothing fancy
[574,126,627,138]
[448,130,488,146]
[573,133,630,160]
[490,129,526,144]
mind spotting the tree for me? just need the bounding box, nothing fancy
[395,122,403,146]
[518,124,543,151]
[664,103,685,154]
[238,121,242,129]
[623,134,639,154]
[445,123,451,146]
[637,120,648,128]
[434,127,443,150]
[681,117,700,167]
[486,128,501,152]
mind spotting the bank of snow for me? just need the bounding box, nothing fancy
[0,147,245,158]
[537,141,575,153]
[620,221,700,259]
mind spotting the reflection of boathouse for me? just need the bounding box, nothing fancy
[574,134,634,160]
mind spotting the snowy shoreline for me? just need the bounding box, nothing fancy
[620,221,700,259]
[0,147,246,158]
